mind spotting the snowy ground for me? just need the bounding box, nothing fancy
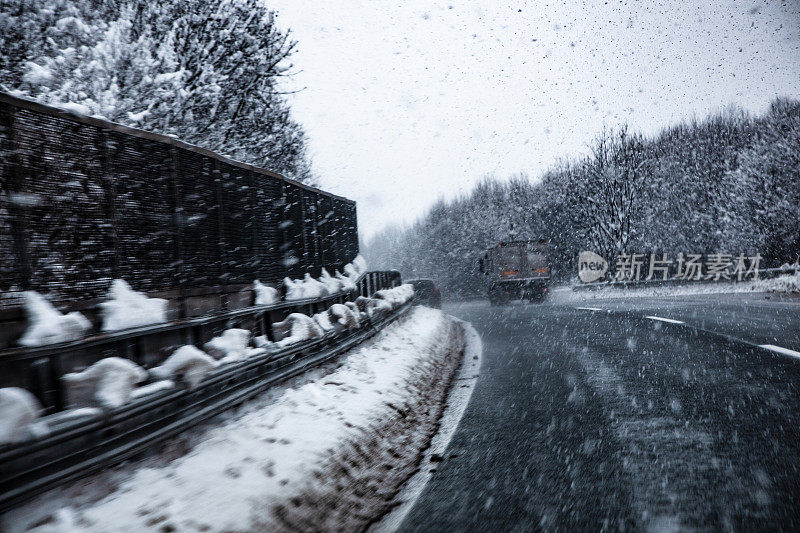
[373,320,482,532]
[550,271,800,304]
[4,306,470,533]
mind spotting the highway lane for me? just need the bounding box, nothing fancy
[569,292,800,354]
[399,294,800,531]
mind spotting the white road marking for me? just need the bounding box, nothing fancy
[759,344,800,359]
[645,315,685,324]
[575,307,603,311]
[374,321,482,532]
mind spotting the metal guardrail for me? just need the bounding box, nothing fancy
[0,272,409,512]
[0,271,402,413]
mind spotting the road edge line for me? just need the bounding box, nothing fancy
[371,318,483,532]
[759,344,800,360]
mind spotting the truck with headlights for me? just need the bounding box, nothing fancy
[479,240,550,305]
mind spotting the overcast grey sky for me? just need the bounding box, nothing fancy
[269,0,800,239]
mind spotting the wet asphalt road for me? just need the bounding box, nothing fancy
[400,292,800,531]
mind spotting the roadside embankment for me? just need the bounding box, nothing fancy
[5,307,474,533]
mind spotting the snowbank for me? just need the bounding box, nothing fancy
[352,255,367,274]
[556,270,800,303]
[336,255,367,289]
[302,273,328,298]
[312,304,361,333]
[752,271,800,294]
[313,311,336,332]
[254,280,279,305]
[203,329,251,361]
[0,388,42,445]
[283,277,305,301]
[150,346,219,390]
[130,380,175,400]
[354,295,393,317]
[329,303,361,330]
[253,335,275,350]
[284,274,328,301]
[343,255,368,280]
[18,292,91,347]
[62,357,148,409]
[344,300,360,316]
[273,313,324,346]
[318,269,344,294]
[336,271,357,291]
[8,308,464,532]
[343,263,360,280]
[100,280,167,332]
[374,283,415,307]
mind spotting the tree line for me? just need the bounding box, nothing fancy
[0,0,313,182]
[365,98,800,296]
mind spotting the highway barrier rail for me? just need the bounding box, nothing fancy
[0,270,410,512]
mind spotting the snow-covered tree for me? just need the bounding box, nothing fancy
[364,98,800,294]
[0,0,314,182]
[724,98,800,264]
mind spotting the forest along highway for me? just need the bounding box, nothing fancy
[399,292,800,531]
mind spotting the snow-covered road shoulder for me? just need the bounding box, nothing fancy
[6,306,470,533]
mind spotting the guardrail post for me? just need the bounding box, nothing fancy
[27,359,52,413]
[264,311,276,342]
[48,354,64,413]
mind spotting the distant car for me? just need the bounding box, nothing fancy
[407,279,441,308]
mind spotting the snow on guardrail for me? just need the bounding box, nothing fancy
[4,306,463,533]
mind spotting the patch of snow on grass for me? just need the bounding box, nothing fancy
[752,271,800,294]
